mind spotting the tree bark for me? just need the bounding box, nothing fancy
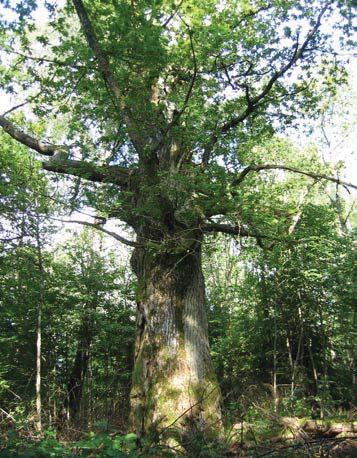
[129,237,221,440]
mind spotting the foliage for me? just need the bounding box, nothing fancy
[0,0,356,454]
[1,429,139,457]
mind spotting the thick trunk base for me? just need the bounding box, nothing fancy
[129,243,221,442]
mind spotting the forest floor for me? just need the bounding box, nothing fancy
[0,417,356,457]
[225,416,357,457]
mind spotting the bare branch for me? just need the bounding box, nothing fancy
[231,164,357,190]
[0,235,24,243]
[232,3,272,30]
[5,49,87,69]
[0,408,16,422]
[0,115,132,186]
[2,101,29,117]
[224,7,327,130]
[54,218,139,247]
[161,0,184,28]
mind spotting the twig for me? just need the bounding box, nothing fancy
[161,0,184,28]
[0,408,15,422]
[256,436,357,457]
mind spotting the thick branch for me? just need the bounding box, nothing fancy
[71,0,142,149]
[0,115,57,156]
[43,159,130,187]
[232,164,357,190]
[0,115,130,186]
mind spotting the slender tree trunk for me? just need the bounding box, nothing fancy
[52,365,57,426]
[34,213,44,433]
[272,310,278,412]
[291,305,304,400]
[35,304,42,432]
[129,239,221,439]
[257,259,272,382]
[308,339,319,394]
[65,308,94,421]
[351,307,356,405]
[65,240,102,422]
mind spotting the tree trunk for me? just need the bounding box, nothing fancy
[34,212,43,433]
[65,303,95,421]
[35,302,42,433]
[129,238,221,439]
[65,342,90,420]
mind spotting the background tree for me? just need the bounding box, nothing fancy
[203,140,356,423]
[0,136,136,430]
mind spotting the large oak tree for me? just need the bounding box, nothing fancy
[0,0,355,440]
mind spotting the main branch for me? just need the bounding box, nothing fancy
[72,0,143,150]
[0,115,58,156]
[0,115,130,186]
[202,222,266,238]
[43,159,130,187]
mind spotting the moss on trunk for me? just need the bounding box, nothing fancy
[129,241,222,442]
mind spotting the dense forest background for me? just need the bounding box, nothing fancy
[0,105,356,455]
[0,0,356,456]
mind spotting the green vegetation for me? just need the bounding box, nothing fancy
[0,0,356,456]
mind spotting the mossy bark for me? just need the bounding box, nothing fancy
[129,238,221,440]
